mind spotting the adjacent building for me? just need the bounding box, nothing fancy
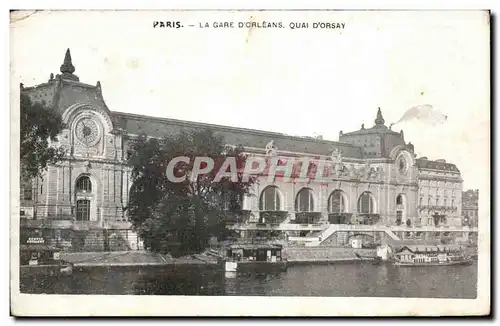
[19,49,469,250]
[462,189,479,227]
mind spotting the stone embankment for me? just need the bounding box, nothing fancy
[60,251,219,267]
[58,247,378,267]
[283,247,377,264]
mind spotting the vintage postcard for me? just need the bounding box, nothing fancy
[10,9,490,316]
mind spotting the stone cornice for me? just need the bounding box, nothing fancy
[418,175,463,182]
[55,156,129,167]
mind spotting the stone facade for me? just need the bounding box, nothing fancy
[416,158,463,227]
[462,189,479,227]
[19,49,465,244]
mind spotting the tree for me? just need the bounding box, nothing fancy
[20,93,66,180]
[126,129,257,256]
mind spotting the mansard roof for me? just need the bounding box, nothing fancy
[112,111,364,159]
[341,107,403,137]
[416,158,460,172]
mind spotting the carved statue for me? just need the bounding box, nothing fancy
[265,140,277,156]
[330,148,343,164]
[349,164,358,178]
[84,161,92,173]
[363,162,371,179]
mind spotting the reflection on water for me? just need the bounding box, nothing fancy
[21,262,477,298]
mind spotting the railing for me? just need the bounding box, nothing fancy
[259,211,288,224]
[288,236,318,243]
[357,213,381,225]
[293,212,322,224]
[227,223,326,231]
[328,213,352,224]
[46,214,74,221]
[20,215,132,229]
[418,205,458,212]
[221,210,252,224]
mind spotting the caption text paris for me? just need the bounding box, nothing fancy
[153,21,346,29]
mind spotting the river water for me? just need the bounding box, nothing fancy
[21,261,477,298]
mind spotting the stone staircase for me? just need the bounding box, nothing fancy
[304,224,403,247]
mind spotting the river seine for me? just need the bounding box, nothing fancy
[21,262,477,298]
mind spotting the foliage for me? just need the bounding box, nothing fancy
[126,129,257,256]
[20,93,66,180]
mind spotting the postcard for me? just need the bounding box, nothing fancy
[10,9,490,316]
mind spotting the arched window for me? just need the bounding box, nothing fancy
[259,186,281,211]
[435,198,439,206]
[444,198,447,207]
[451,199,455,208]
[328,190,346,213]
[295,188,314,212]
[396,194,403,205]
[419,197,423,206]
[76,176,92,192]
[358,192,375,214]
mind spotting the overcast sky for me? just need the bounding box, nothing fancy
[10,10,489,196]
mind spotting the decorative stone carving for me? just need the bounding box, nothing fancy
[84,161,92,173]
[349,164,358,178]
[330,148,343,164]
[362,162,371,179]
[265,140,277,156]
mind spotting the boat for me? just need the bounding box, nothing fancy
[222,243,288,274]
[391,244,474,267]
[354,252,381,262]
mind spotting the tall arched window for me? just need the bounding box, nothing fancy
[259,186,281,211]
[419,197,423,206]
[76,176,92,192]
[295,188,314,212]
[328,190,346,213]
[396,194,403,205]
[451,199,455,208]
[444,198,447,207]
[358,192,375,214]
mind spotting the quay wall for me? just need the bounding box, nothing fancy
[283,247,377,263]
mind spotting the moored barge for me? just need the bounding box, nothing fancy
[392,244,474,267]
[222,243,288,274]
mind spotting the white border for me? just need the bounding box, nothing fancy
[5,1,495,319]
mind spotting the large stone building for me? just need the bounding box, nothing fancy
[19,49,469,250]
[462,189,479,227]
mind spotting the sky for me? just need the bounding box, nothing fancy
[10,10,490,196]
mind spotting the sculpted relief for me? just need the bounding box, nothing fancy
[329,148,383,180]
